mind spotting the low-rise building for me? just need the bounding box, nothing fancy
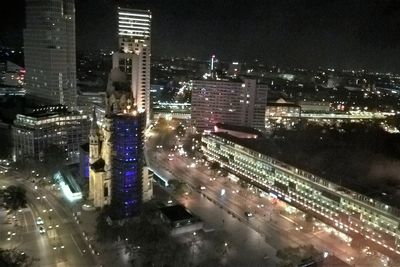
[159,204,203,235]
[265,102,301,130]
[12,105,89,163]
[202,131,400,257]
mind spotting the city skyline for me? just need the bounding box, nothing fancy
[2,1,400,266]
[2,0,400,72]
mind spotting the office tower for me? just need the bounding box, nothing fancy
[112,7,151,125]
[24,0,77,108]
[88,84,152,217]
[191,79,268,132]
[13,105,89,162]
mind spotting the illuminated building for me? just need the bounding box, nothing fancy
[88,88,152,217]
[112,7,151,125]
[202,131,400,257]
[111,112,145,217]
[265,101,301,130]
[298,100,331,113]
[227,62,241,78]
[191,79,268,132]
[23,0,77,108]
[1,61,25,87]
[12,105,89,162]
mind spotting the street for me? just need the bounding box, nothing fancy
[145,133,370,266]
[0,171,97,267]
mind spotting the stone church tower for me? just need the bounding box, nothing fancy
[87,72,153,216]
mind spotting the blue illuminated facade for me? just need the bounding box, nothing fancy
[111,112,145,218]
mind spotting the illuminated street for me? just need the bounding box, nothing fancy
[145,125,392,267]
[0,171,97,266]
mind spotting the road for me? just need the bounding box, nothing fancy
[145,139,364,266]
[0,171,97,267]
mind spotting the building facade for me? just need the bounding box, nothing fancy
[88,91,152,218]
[202,132,400,257]
[190,79,268,132]
[24,0,77,108]
[13,105,89,162]
[112,7,151,125]
[265,102,301,130]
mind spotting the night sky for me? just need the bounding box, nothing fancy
[2,0,400,71]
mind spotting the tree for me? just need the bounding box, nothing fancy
[1,186,27,211]
[0,248,36,267]
[123,201,191,267]
[210,161,220,171]
[168,179,190,196]
[95,205,123,242]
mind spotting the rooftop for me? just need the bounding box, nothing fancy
[211,123,400,209]
[21,105,72,118]
[91,158,105,172]
[159,205,194,222]
[267,102,301,108]
[214,123,263,137]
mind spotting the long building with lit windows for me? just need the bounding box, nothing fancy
[202,131,400,257]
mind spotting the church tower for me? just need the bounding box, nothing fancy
[89,108,100,164]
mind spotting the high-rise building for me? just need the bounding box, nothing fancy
[88,88,152,218]
[191,78,268,132]
[24,0,77,108]
[112,7,151,125]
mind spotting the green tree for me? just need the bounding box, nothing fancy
[168,179,191,196]
[0,248,36,267]
[1,186,27,211]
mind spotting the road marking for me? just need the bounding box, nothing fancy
[44,199,64,223]
[70,234,83,256]
[279,214,297,225]
[22,211,29,233]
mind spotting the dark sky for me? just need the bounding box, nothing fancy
[2,0,400,71]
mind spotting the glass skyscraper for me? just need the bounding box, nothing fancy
[24,0,77,108]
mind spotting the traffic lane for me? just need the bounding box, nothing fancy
[169,157,295,232]
[35,185,97,265]
[2,173,96,266]
[177,183,279,265]
[153,157,301,251]
[156,151,358,262]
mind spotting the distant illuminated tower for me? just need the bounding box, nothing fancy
[210,55,216,79]
[24,0,77,108]
[112,7,151,125]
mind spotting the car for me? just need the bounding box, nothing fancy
[39,226,45,234]
[200,186,206,190]
[244,212,254,218]
[36,217,44,225]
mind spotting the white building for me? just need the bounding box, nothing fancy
[24,0,77,108]
[112,7,151,125]
[191,79,268,132]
